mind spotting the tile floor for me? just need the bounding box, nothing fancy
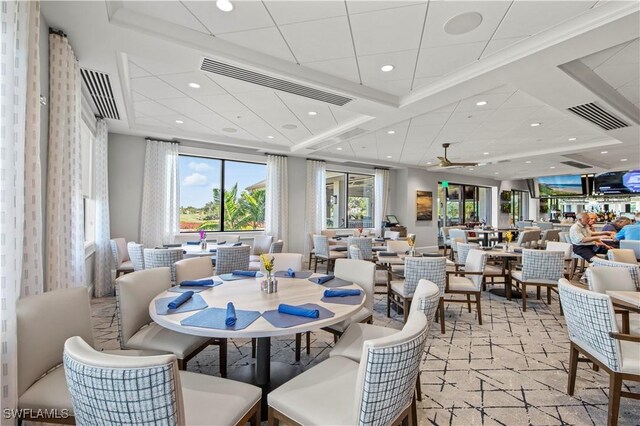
[91,281,640,426]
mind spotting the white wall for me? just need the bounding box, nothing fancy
[498,179,533,227]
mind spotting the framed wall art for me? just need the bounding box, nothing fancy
[416,190,433,221]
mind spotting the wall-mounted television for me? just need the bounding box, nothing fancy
[595,170,640,194]
[538,175,584,197]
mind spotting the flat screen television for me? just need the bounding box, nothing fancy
[595,170,640,194]
[538,175,584,197]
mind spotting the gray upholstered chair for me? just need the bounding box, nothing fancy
[110,238,134,277]
[269,239,284,253]
[143,248,183,283]
[249,235,273,262]
[346,236,373,260]
[174,256,214,284]
[384,230,401,240]
[585,266,639,334]
[607,249,638,264]
[537,229,560,248]
[590,258,640,291]
[115,268,226,376]
[557,280,639,426]
[620,239,640,260]
[511,249,565,312]
[267,309,429,426]
[63,336,261,426]
[222,234,241,243]
[215,245,251,275]
[312,234,347,273]
[127,242,145,271]
[445,249,487,325]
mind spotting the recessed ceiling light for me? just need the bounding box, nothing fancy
[494,172,499,175]
[600,151,608,154]
[386,155,392,159]
[216,0,233,12]
[550,166,556,169]
[525,161,531,164]
[381,65,394,72]
[308,111,317,116]
[387,130,395,134]
[336,147,343,151]
[568,137,576,141]
[282,124,298,130]
[469,168,474,171]
[188,82,200,89]
[477,163,486,166]
[444,12,483,35]
[530,122,541,127]
[483,152,489,155]
[621,158,628,162]
[222,127,237,133]
[476,101,487,106]
[175,120,184,124]
[267,136,274,139]
[426,162,432,165]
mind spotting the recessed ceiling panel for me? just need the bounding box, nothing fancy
[182,1,274,35]
[265,1,346,25]
[123,1,209,34]
[279,16,355,63]
[217,27,297,63]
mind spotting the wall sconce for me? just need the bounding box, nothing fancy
[331,195,338,205]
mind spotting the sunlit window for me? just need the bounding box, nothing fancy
[326,171,374,229]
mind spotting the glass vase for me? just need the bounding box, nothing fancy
[261,273,277,293]
[200,239,207,250]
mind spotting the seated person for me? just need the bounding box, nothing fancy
[615,212,640,241]
[569,212,615,261]
[602,217,631,247]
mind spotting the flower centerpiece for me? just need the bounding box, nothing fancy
[407,234,416,256]
[260,254,277,293]
[199,230,207,250]
[504,231,513,251]
[356,227,363,236]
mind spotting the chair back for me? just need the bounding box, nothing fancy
[347,237,372,260]
[540,229,560,245]
[251,235,273,255]
[144,248,183,283]
[404,257,447,296]
[521,249,565,282]
[387,240,410,254]
[110,240,122,267]
[590,258,640,290]
[175,257,213,284]
[112,237,129,263]
[349,245,364,260]
[215,245,251,275]
[409,279,441,333]
[269,240,284,253]
[456,242,479,264]
[335,259,375,311]
[354,310,428,426]
[516,220,532,229]
[448,229,468,244]
[321,229,336,238]
[223,234,241,244]
[267,253,303,272]
[313,235,330,257]
[384,231,400,240]
[464,250,487,289]
[115,268,172,347]
[127,242,145,271]
[585,266,636,293]
[558,279,623,372]
[545,241,572,260]
[607,248,637,264]
[559,231,571,244]
[537,222,554,230]
[63,336,185,426]
[620,239,640,260]
[515,230,539,248]
[16,287,94,397]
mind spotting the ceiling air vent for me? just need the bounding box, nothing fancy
[560,160,592,169]
[80,69,120,120]
[200,58,352,106]
[567,102,628,131]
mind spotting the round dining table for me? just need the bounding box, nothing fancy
[149,274,365,417]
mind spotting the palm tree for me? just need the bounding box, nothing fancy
[240,189,266,229]
[223,184,250,230]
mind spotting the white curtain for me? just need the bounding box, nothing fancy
[304,160,326,255]
[265,155,288,250]
[374,168,390,237]
[94,120,112,296]
[140,140,179,248]
[46,32,85,291]
[1,1,39,421]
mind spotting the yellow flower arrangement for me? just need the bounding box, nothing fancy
[260,254,274,273]
[504,231,513,243]
[407,235,416,247]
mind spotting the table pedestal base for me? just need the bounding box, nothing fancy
[489,288,522,299]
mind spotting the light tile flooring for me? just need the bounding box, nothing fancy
[91,281,640,425]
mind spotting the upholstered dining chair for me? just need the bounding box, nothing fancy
[267,309,429,426]
[215,245,251,275]
[269,239,284,253]
[143,248,183,284]
[249,235,273,262]
[110,238,134,277]
[346,236,373,260]
[115,267,226,376]
[585,266,639,335]
[620,239,640,260]
[174,256,213,285]
[388,256,447,324]
[546,241,573,273]
[511,249,565,312]
[607,249,638,264]
[222,234,241,244]
[445,249,487,325]
[127,242,145,271]
[350,245,388,293]
[312,234,347,273]
[63,336,261,426]
[557,280,639,426]
[590,258,640,290]
[537,228,560,248]
[456,242,504,292]
[384,230,401,240]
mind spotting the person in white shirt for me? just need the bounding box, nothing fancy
[569,212,615,261]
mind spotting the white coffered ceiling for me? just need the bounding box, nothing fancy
[41,0,640,180]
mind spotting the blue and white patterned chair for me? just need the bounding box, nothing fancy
[215,245,251,275]
[591,258,640,291]
[388,256,446,323]
[63,336,261,426]
[268,308,429,425]
[511,249,565,312]
[557,279,639,426]
[585,266,639,335]
[312,235,347,274]
[456,241,479,265]
[607,249,638,265]
[445,249,487,325]
[346,237,373,260]
[269,239,284,253]
[110,238,133,277]
[143,248,183,284]
[349,245,363,260]
[127,242,145,271]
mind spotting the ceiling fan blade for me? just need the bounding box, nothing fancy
[448,162,478,167]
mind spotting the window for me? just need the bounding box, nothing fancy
[439,183,491,226]
[326,171,374,229]
[178,155,266,232]
[80,120,95,243]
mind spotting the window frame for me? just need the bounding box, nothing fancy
[325,170,375,229]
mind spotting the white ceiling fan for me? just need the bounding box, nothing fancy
[437,143,478,168]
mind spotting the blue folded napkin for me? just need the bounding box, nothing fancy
[324,289,361,297]
[375,238,385,242]
[315,275,334,284]
[287,268,295,277]
[209,248,217,253]
[179,279,215,287]
[217,241,226,245]
[186,241,200,245]
[168,291,193,309]
[232,270,257,277]
[377,251,396,257]
[334,237,342,240]
[278,304,319,318]
[163,243,182,248]
[225,302,237,327]
[232,242,242,246]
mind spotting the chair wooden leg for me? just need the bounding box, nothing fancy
[475,293,482,325]
[403,298,409,323]
[439,298,445,334]
[306,331,311,354]
[177,359,185,370]
[569,259,577,280]
[326,259,331,274]
[219,338,227,378]
[537,286,541,300]
[267,407,279,426]
[567,343,579,396]
[387,290,392,318]
[410,395,418,426]
[466,294,472,313]
[522,284,527,312]
[313,257,318,272]
[608,373,623,426]
[251,338,256,358]
[415,371,422,401]
[547,287,552,305]
[295,333,302,362]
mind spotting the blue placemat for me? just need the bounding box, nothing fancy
[180,307,261,330]
[321,292,365,305]
[155,294,208,315]
[262,303,334,328]
[308,276,353,288]
[333,246,348,252]
[219,272,263,281]
[168,286,206,293]
[274,270,313,278]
